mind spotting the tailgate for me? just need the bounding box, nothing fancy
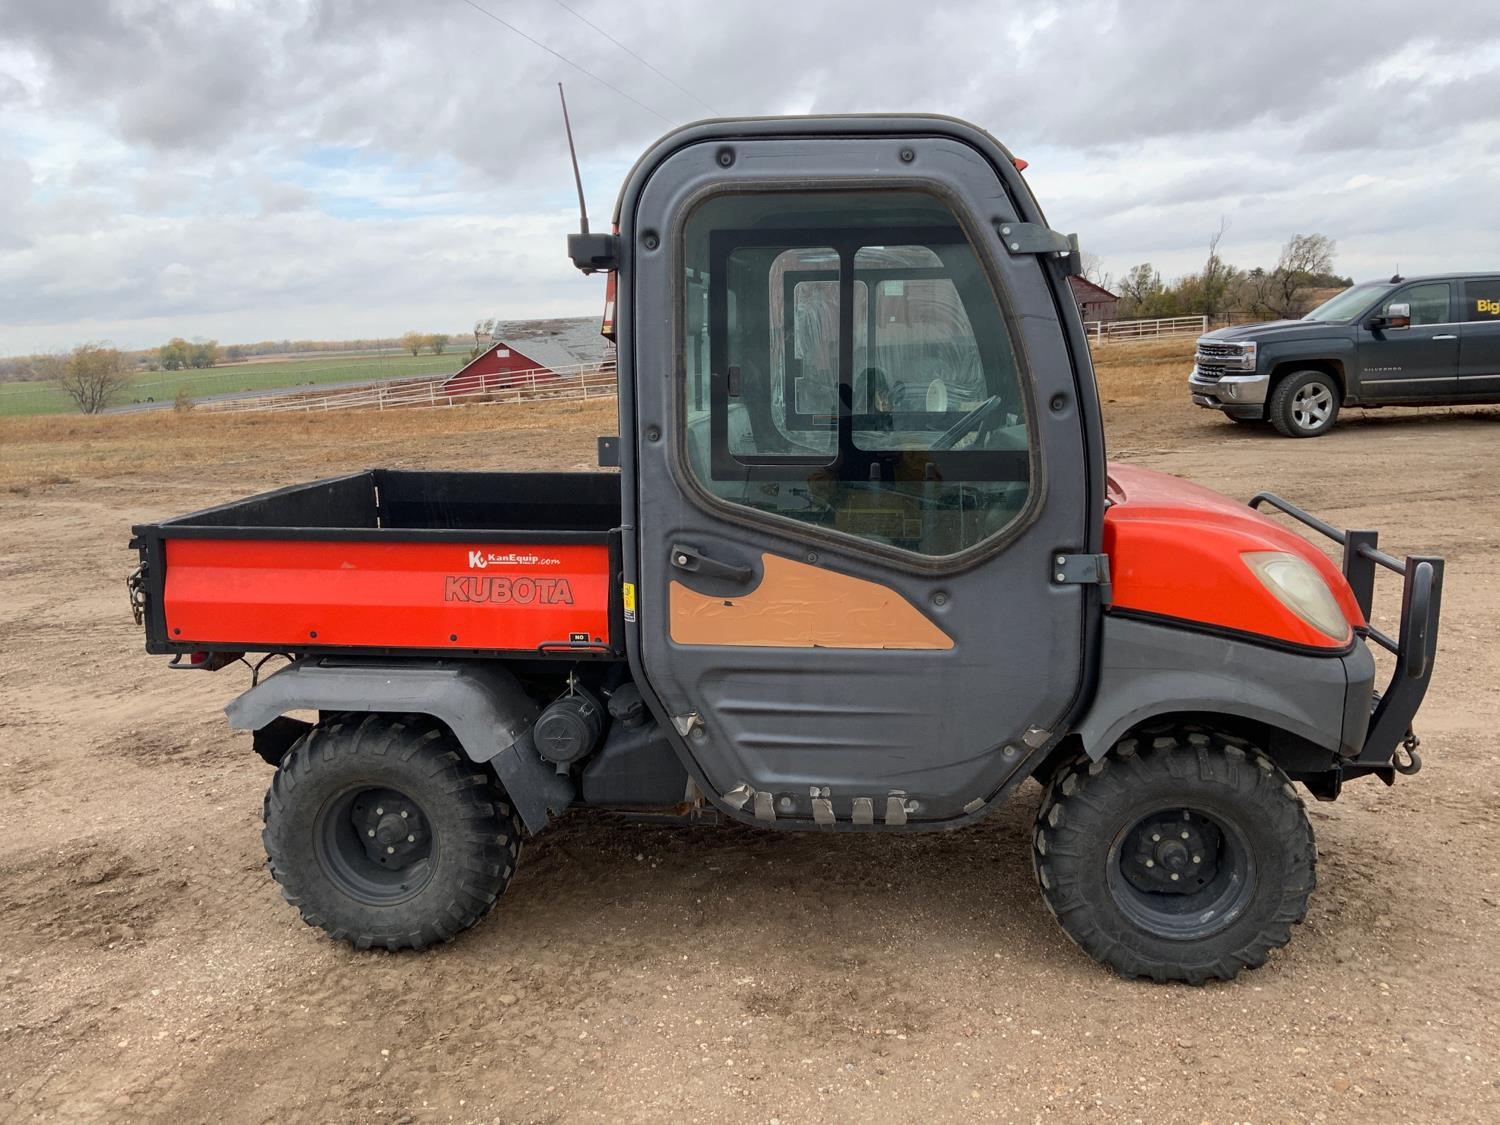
[161,537,615,654]
[130,470,623,658]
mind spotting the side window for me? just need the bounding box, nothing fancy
[681,190,1031,558]
[1382,282,1451,326]
[1462,279,1500,322]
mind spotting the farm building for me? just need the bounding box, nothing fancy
[1067,276,1119,322]
[442,317,612,396]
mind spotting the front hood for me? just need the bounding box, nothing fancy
[1201,319,1335,344]
[1104,463,1363,648]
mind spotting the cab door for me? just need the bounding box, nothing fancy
[1457,277,1500,397]
[1356,281,1459,401]
[620,123,1101,827]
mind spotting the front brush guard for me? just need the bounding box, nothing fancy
[1248,493,1443,774]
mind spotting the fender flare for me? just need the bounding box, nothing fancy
[1071,615,1364,762]
[224,659,571,833]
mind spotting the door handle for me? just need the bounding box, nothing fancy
[671,543,754,584]
[1432,334,1457,340]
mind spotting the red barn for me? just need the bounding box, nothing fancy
[1067,276,1119,322]
[442,317,608,396]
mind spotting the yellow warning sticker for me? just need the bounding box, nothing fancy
[622,582,637,622]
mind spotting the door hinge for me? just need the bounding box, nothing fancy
[996,222,1081,273]
[1052,553,1112,605]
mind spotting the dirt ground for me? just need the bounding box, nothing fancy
[2,348,1499,1122]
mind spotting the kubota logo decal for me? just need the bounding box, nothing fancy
[445,575,575,605]
[467,550,562,569]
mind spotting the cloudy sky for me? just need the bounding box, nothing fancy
[2,0,1499,354]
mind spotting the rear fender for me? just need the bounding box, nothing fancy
[224,658,571,833]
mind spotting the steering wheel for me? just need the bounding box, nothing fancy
[931,395,1002,451]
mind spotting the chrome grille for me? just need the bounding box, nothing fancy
[1195,341,1242,361]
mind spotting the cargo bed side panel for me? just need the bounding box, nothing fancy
[163,539,612,653]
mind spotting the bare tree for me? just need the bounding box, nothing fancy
[471,317,497,359]
[57,344,132,414]
[1080,252,1114,294]
[400,330,425,357]
[1116,262,1168,318]
[426,333,450,356]
[1254,234,1337,319]
[1198,217,1238,323]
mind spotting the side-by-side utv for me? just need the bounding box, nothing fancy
[130,115,1442,982]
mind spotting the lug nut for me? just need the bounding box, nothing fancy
[1151,833,1161,842]
[367,829,375,837]
[1181,831,1190,839]
[1145,859,1155,868]
[407,835,415,843]
[386,846,395,854]
[1192,854,1201,863]
[400,810,409,819]
[376,807,384,816]
[1170,873,1180,881]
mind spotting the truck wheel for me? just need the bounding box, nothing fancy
[262,714,521,951]
[1033,731,1315,983]
[1269,370,1340,437]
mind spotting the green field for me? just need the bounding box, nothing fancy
[0,351,465,416]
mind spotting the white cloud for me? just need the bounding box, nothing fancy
[0,0,1498,352]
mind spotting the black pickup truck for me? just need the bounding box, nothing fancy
[1189,272,1500,436]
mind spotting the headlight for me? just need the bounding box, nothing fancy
[1242,551,1348,640]
[1237,341,1257,367]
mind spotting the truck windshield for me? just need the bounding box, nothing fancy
[1303,283,1389,323]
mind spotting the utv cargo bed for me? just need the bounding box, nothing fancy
[130,470,623,658]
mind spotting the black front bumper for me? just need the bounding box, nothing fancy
[1249,493,1444,776]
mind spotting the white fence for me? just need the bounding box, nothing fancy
[197,360,618,414]
[1083,315,1207,343]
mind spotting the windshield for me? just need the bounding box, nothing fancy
[1303,282,1389,323]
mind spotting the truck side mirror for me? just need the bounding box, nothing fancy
[1378,302,1411,330]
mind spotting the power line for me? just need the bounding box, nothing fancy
[548,0,718,116]
[453,0,674,124]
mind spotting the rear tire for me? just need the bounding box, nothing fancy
[1033,730,1315,983]
[263,714,521,951]
[1269,370,1340,437]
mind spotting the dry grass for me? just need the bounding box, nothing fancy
[1090,338,1195,403]
[0,398,619,493]
[0,338,1196,493]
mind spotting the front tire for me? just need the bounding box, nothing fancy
[1033,730,1315,983]
[263,714,521,950]
[1269,370,1340,437]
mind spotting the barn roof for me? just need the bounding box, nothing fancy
[489,316,606,372]
[1068,276,1119,302]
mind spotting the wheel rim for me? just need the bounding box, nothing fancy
[314,785,436,905]
[1106,806,1255,940]
[1291,382,1333,429]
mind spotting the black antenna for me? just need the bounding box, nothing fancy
[559,83,589,235]
[561,85,619,274]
